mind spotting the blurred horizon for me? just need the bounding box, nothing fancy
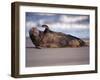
[25,12,90,39]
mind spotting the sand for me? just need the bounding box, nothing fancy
[26,38,89,67]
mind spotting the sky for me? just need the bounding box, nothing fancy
[25,12,90,39]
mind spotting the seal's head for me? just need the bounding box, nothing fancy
[29,27,40,47]
[29,27,39,37]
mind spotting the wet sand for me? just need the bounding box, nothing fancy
[26,38,89,67]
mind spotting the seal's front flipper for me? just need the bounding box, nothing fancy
[35,46,42,49]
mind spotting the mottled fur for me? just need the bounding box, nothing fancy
[29,27,85,48]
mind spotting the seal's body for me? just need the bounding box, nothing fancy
[29,25,85,48]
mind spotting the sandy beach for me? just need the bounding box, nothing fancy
[26,38,89,67]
